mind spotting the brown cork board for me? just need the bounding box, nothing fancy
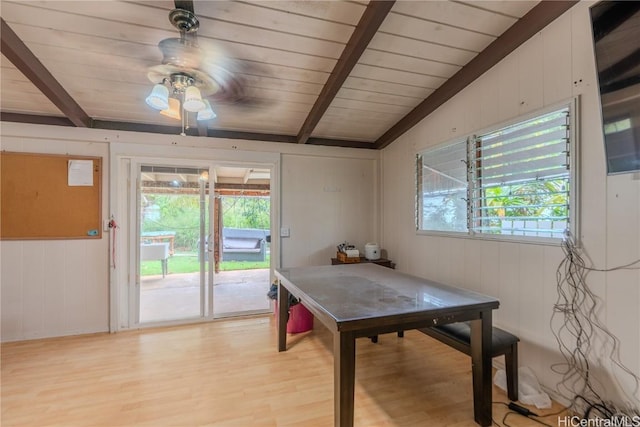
[0,152,102,240]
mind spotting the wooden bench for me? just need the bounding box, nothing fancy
[420,322,519,401]
[371,322,520,401]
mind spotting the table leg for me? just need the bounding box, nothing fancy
[277,283,289,352]
[470,310,493,426]
[334,331,356,427]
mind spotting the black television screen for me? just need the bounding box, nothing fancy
[590,1,640,175]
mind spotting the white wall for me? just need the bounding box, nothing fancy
[380,2,640,406]
[281,154,377,267]
[1,122,379,341]
[0,128,110,341]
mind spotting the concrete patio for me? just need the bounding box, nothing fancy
[140,268,271,323]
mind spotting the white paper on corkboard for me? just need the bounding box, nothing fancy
[68,159,94,186]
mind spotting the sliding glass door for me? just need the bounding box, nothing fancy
[212,166,272,317]
[128,160,273,326]
[136,163,213,324]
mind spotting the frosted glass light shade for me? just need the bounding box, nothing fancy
[197,100,217,121]
[160,98,181,120]
[145,84,169,110]
[183,86,205,112]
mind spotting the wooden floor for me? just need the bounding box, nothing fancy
[1,317,566,426]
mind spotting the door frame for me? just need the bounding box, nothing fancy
[109,142,280,332]
[133,159,214,327]
[210,162,274,319]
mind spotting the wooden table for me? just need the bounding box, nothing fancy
[275,263,499,427]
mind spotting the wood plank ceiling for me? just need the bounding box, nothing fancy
[0,1,578,149]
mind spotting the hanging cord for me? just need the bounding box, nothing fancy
[550,232,640,418]
[108,218,118,269]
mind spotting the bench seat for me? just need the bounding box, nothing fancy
[418,322,519,401]
[370,322,520,401]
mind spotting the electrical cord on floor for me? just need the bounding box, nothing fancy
[502,411,554,427]
[492,402,509,427]
[492,402,566,427]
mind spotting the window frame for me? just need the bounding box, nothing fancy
[415,97,580,245]
[415,137,470,233]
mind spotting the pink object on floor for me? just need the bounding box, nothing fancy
[274,302,314,333]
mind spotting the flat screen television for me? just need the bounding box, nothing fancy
[590,1,640,175]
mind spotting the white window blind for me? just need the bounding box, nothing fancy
[470,107,571,238]
[416,140,468,232]
[416,100,577,242]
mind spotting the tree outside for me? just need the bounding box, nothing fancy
[221,196,270,229]
[481,178,568,233]
[140,194,270,275]
[142,194,205,251]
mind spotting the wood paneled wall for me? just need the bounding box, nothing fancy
[380,1,640,406]
[0,136,110,341]
[0,123,379,341]
[280,154,377,268]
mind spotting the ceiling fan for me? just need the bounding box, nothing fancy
[145,5,266,126]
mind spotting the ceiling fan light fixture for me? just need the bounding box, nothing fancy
[145,84,170,110]
[183,85,206,112]
[160,97,181,120]
[197,100,217,121]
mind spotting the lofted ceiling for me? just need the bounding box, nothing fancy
[0,1,578,149]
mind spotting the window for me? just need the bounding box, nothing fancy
[417,101,577,242]
[416,140,468,232]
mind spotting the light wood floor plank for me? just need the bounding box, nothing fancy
[1,317,566,426]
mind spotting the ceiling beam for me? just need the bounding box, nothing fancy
[374,0,579,150]
[0,19,92,128]
[93,119,282,140]
[92,119,201,137]
[93,120,290,141]
[3,113,376,148]
[306,137,375,150]
[296,0,395,144]
[0,112,74,127]
[89,119,370,148]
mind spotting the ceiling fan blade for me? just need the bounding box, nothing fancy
[145,4,278,115]
[158,37,202,70]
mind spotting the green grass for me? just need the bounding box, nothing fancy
[218,259,270,271]
[141,253,270,276]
